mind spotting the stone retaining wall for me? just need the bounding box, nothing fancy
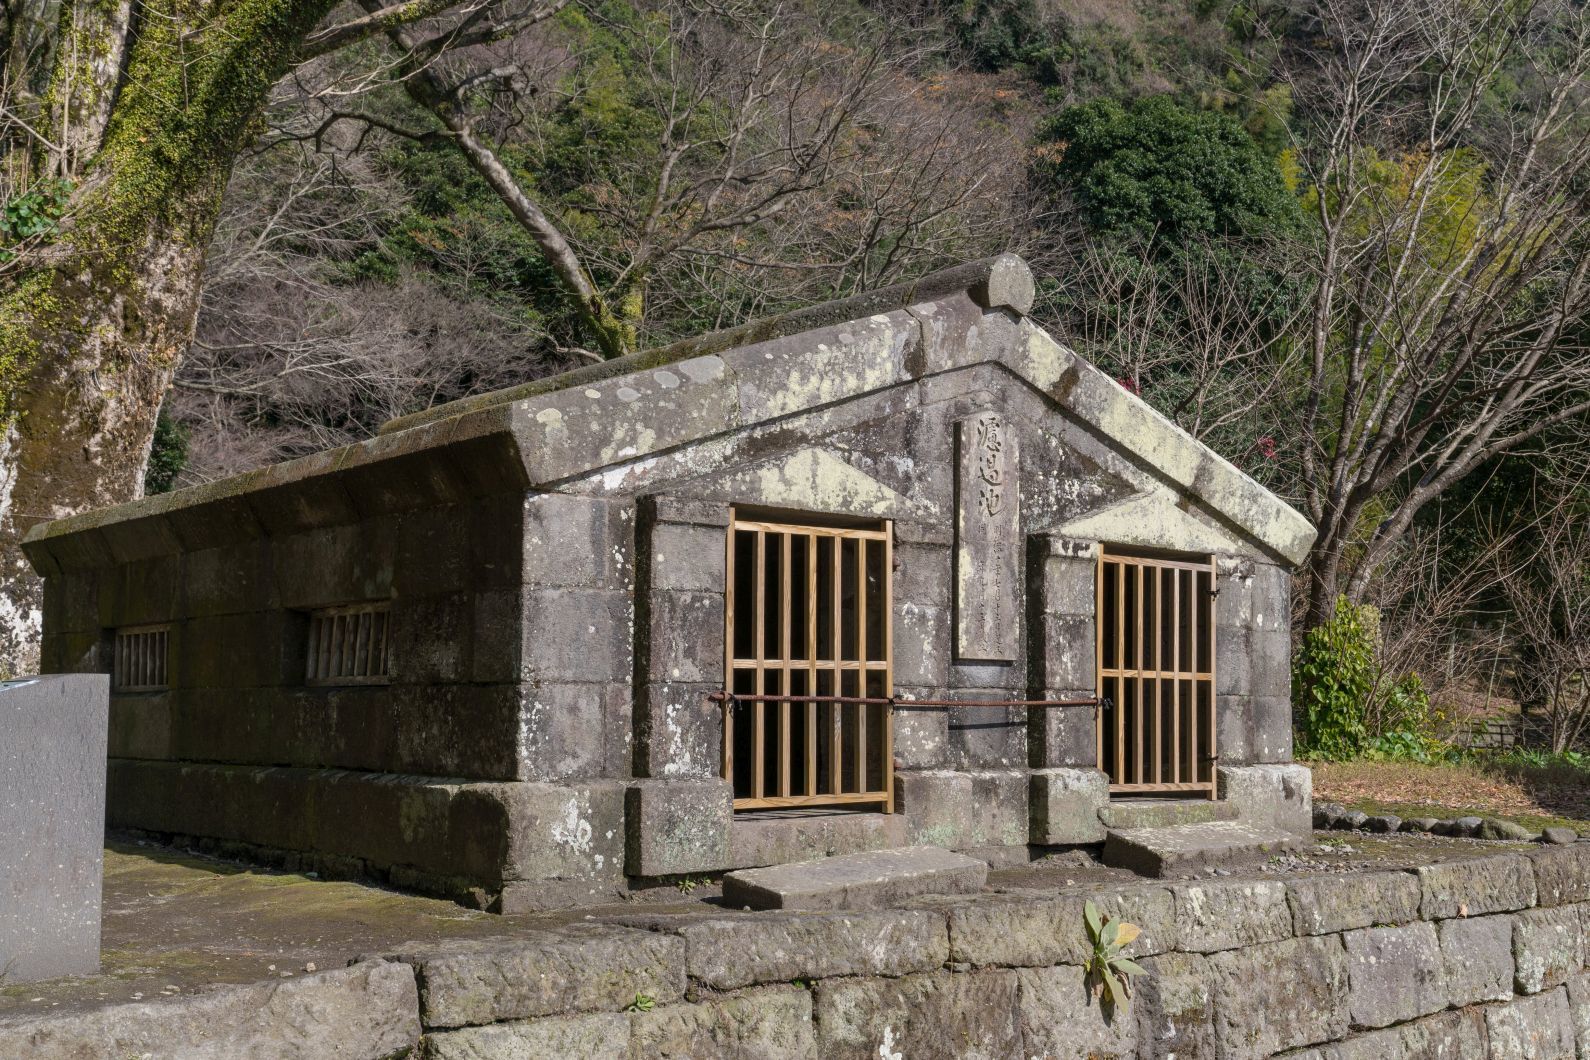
[8,845,1590,1058]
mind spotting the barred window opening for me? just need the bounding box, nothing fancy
[306,603,392,685]
[1097,551,1217,795]
[724,514,893,812]
[113,626,171,692]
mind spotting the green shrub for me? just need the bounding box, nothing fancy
[1293,595,1375,759]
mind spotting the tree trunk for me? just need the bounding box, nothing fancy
[0,0,338,675]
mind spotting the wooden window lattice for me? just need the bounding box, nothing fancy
[113,625,170,692]
[305,603,392,685]
[1096,551,1217,795]
[724,515,893,812]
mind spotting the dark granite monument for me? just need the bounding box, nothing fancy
[25,254,1315,911]
[0,674,109,981]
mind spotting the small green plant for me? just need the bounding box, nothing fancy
[1365,728,1446,764]
[626,993,655,1012]
[1083,900,1145,1020]
[676,874,702,895]
[1,178,73,250]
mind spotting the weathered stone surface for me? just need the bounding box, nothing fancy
[947,893,1088,967]
[1207,935,1350,1059]
[666,910,948,990]
[1565,972,1590,1059]
[1287,870,1423,935]
[0,674,108,983]
[954,411,1019,661]
[1217,763,1312,835]
[1313,802,1345,828]
[1322,1008,1487,1060]
[1362,814,1401,834]
[964,769,1030,845]
[814,970,1020,1060]
[1514,904,1586,994]
[0,959,419,1060]
[403,927,684,1029]
[726,811,906,870]
[1339,809,1369,830]
[1171,878,1293,952]
[1417,854,1537,919]
[894,770,973,848]
[630,986,815,1059]
[1533,843,1590,907]
[1089,884,1178,958]
[721,845,986,911]
[1028,767,1108,844]
[1439,914,1515,1005]
[624,779,731,878]
[424,1012,630,1060]
[1016,964,1136,1059]
[1480,817,1535,841]
[1097,799,1238,831]
[1485,985,1577,1060]
[1138,951,1216,1060]
[1104,820,1301,877]
[1543,826,1579,845]
[1341,922,1447,1028]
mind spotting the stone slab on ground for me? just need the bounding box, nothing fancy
[1097,798,1238,831]
[720,846,986,911]
[1102,820,1302,878]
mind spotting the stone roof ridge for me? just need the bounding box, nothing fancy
[376,253,1036,437]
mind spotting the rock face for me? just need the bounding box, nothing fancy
[720,845,987,911]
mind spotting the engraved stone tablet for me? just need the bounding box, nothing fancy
[955,412,1020,660]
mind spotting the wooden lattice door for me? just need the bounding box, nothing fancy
[1096,551,1217,795]
[723,514,893,811]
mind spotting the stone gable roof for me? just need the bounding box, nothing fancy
[24,254,1316,574]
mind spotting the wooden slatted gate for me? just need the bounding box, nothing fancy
[1096,551,1217,795]
[723,515,893,811]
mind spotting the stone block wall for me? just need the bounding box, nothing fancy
[1215,555,1294,767]
[13,845,1590,1058]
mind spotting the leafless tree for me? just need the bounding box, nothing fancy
[1271,0,1590,627]
[284,0,1017,358]
[1494,490,1590,752]
[1036,227,1309,488]
[172,140,562,483]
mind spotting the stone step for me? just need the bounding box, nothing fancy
[721,845,987,911]
[1097,798,1239,831]
[1102,820,1303,878]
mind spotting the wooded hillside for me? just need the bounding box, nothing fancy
[2,0,1587,747]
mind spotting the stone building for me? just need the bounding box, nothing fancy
[27,255,1315,911]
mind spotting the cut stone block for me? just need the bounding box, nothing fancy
[1097,797,1238,831]
[0,674,109,982]
[625,778,731,878]
[721,846,987,911]
[1102,820,1302,878]
[727,810,907,870]
[1217,763,1312,835]
[1029,768,1108,845]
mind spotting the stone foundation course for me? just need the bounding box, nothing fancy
[9,845,1590,1058]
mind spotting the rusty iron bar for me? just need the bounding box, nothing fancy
[708,692,1104,710]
